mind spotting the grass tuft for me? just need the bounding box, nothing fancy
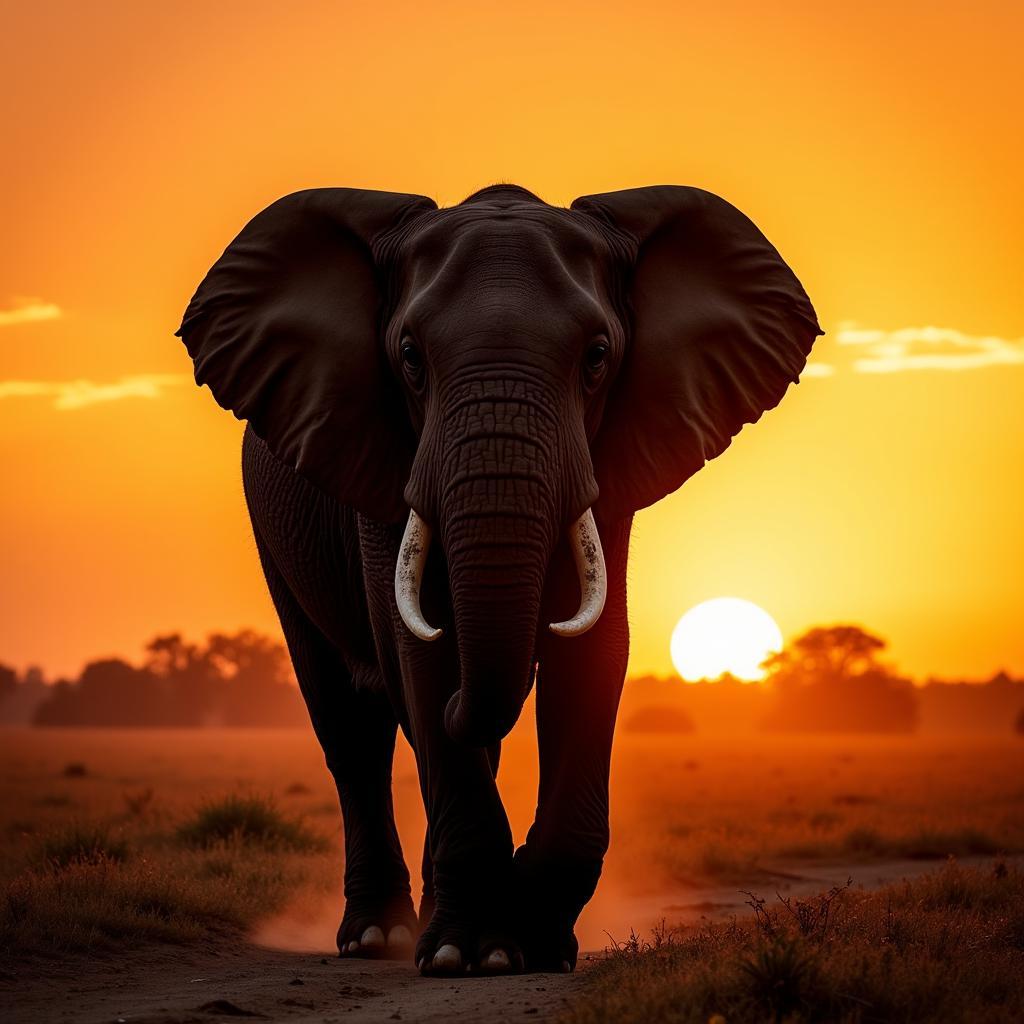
[40,823,129,869]
[1,851,308,956]
[839,825,1002,861]
[176,794,325,852]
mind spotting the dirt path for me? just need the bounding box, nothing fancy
[4,945,588,1024]
[5,856,1010,1024]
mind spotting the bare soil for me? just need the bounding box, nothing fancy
[3,943,588,1024]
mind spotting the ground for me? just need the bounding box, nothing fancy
[1,718,1022,1021]
[5,942,589,1022]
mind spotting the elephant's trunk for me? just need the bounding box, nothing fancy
[442,577,541,745]
[399,377,600,746]
[440,489,553,746]
[440,382,562,745]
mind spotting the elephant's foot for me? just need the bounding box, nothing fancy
[519,920,579,973]
[414,870,523,976]
[337,889,418,960]
[512,846,602,973]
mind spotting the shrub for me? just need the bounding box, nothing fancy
[177,794,324,852]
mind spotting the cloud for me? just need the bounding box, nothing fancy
[0,374,189,410]
[800,362,836,379]
[0,299,62,327]
[836,323,1024,374]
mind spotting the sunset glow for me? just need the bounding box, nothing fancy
[670,598,784,682]
[1,1,1022,682]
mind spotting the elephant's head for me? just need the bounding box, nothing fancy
[177,184,820,745]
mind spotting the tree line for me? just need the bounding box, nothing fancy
[0,631,307,727]
[1,624,1022,733]
[624,625,1024,735]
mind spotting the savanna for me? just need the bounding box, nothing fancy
[3,637,1023,1021]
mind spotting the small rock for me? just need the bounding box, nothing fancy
[288,978,304,986]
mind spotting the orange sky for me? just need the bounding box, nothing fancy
[1,0,1022,682]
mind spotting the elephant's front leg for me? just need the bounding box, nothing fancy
[518,515,632,971]
[398,635,524,976]
[359,518,523,975]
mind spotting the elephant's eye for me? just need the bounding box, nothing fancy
[584,339,610,372]
[400,339,423,373]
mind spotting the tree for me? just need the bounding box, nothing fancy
[31,629,306,728]
[762,626,887,681]
[206,630,304,726]
[762,625,918,734]
[34,658,164,726]
[0,663,16,703]
[144,633,221,725]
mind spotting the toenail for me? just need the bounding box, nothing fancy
[561,960,571,973]
[360,925,385,948]
[387,925,412,947]
[432,944,462,971]
[483,949,511,971]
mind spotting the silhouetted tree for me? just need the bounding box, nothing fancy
[144,633,221,725]
[206,630,304,726]
[32,630,304,727]
[0,666,48,724]
[913,670,1024,733]
[762,625,918,733]
[0,663,16,703]
[34,659,165,726]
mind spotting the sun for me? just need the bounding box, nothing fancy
[670,597,783,683]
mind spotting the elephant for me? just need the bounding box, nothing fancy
[176,183,819,976]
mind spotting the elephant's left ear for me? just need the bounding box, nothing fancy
[571,186,822,516]
[176,188,436,521]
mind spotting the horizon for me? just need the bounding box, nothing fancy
[4,621,1022,689]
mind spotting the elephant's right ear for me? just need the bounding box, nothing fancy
[176,188,436,521]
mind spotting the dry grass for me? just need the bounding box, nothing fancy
[177,793,326,852]
[0,732,341,958]
[604,733,1024,889]
[2,846,310,956]
[561,860,1024,1024]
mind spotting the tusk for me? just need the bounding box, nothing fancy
[395,510,442,641]
[549,508,607,637]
